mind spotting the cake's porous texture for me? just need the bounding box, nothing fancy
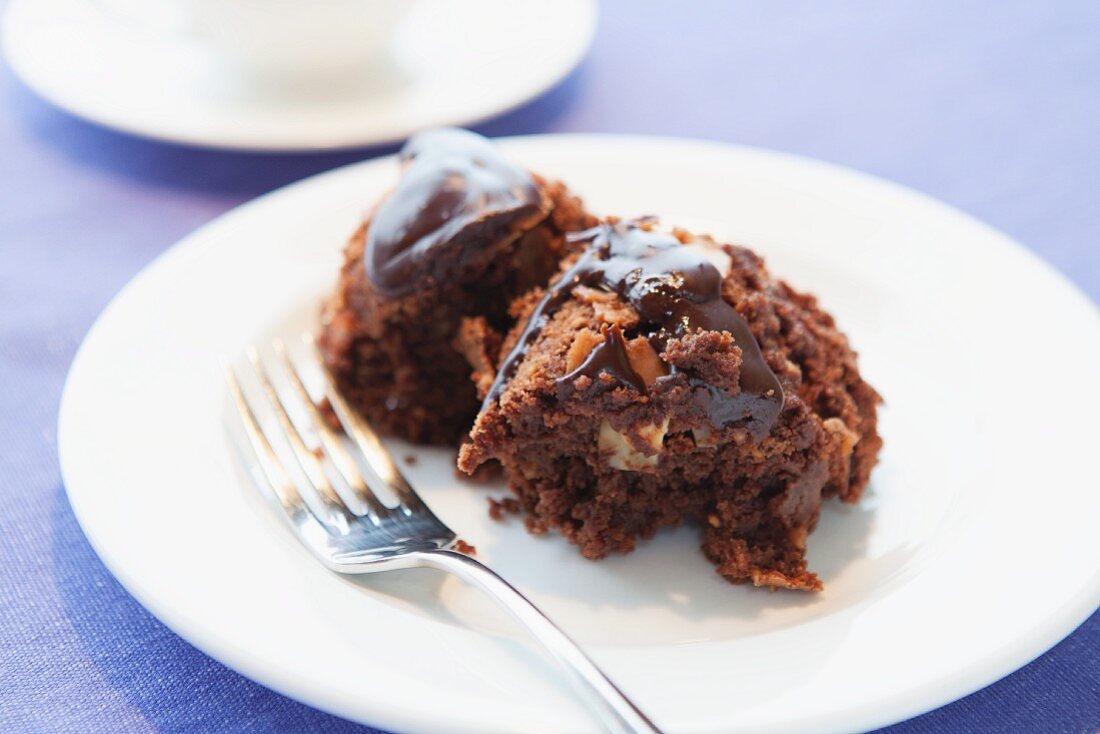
[318,128,882,592]
[458,221,882,591]
[317,129,595,444]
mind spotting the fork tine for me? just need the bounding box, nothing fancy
[246,347,355,524]
[304,335,427,513]
[273,340,390,519]
[224,363,307,514]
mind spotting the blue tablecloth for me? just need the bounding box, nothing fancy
[2,1,1097,731]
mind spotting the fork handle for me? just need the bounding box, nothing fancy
[417,549,663,734]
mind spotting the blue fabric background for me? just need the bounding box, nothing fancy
[1,1,1097,731]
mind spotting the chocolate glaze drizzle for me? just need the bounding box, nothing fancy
[485,222,785,441]
[570,323,648,393]
[365,128,543,297]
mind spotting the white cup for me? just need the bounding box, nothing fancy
[98,0,411,87]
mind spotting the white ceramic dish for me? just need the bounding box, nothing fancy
[59,135,1100,733]
[1,0,596,151]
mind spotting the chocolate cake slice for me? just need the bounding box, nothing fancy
[458,220,881,590]
[318,128,595,444]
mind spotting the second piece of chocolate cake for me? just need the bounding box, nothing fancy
[458,220,881,591]
[318,128,595,444]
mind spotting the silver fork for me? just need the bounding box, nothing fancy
[224,338,662,734]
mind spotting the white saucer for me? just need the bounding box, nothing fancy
[58,135,1100,733]
[1,0,596,151]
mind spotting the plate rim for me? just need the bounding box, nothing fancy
[1,0,598,152]
[58,133,1100,734]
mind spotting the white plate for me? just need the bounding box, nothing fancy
[58,135,1100,733]
[1,0,595,151]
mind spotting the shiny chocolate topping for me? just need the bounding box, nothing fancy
[570,323,648,393]
[485,222,784,440]
[365,128,543,297]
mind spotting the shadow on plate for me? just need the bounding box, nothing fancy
[329,477,916,648]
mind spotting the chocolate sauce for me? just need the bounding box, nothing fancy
[486,222,784,440]
[365,128,543,297]
[567,323,648,393]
